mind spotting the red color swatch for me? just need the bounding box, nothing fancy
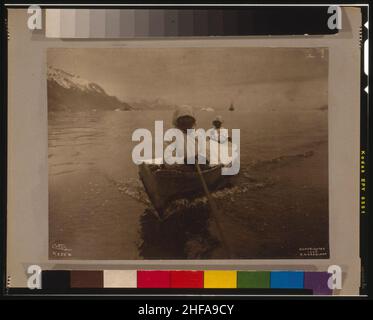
[137,271,171,288]
[170,271,204,288]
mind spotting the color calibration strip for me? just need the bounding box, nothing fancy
[40,270,332,295]
[45,8,337,38]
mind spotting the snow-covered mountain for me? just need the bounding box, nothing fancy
[129,97,177,110]
[47,66,132,112]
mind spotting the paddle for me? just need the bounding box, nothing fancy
[195,163,232,258]
[139,163,163,221]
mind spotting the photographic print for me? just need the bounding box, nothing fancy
[47,47,329,260]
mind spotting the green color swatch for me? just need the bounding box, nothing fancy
[237,271,270,288]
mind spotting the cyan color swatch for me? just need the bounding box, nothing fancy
[270,271,304,289]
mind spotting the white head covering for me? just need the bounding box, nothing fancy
[213,115,223,124]
[172,105,196,126]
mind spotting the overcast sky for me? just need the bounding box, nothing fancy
[47,47,328,110]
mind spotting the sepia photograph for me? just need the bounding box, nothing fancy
[47,47,329,260]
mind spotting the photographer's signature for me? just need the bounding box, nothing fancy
[298,247,328,257]
[51,241,72,257]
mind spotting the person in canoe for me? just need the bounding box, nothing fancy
[139,106,229,217]
[138,106,240,216]
[165,105,208,167]
[164,107,237,168]
[206,115,232,144]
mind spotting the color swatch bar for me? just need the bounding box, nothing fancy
[45,8,337,38]
[40,270,332,295]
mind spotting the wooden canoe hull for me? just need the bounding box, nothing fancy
[139,163,226,216]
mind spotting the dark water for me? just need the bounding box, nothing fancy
[49,109,329,260]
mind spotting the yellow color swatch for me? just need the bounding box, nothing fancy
[204,271,237,288]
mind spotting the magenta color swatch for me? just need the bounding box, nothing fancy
[137,270,171,288]
[304,272,332,295]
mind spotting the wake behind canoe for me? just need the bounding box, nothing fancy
[138,162,227,218]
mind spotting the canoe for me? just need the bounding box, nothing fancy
[138,162,227,218]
